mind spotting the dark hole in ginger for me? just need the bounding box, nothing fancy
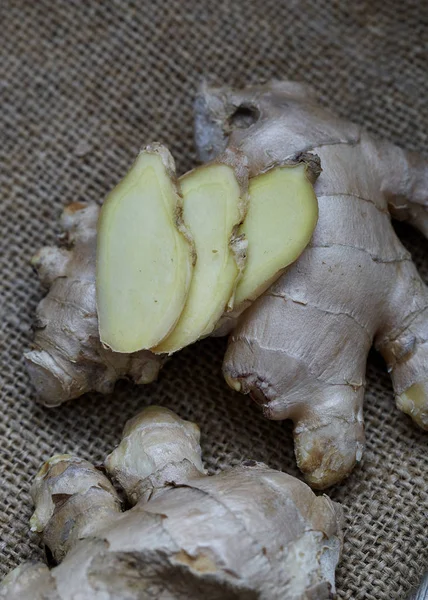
[228,104,260,129]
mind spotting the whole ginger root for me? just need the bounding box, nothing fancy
[0,407,343,600]
[194,80,428,488]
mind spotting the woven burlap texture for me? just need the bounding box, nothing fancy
[1,1,427,598]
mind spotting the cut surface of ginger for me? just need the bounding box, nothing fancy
[96,145,193,353]
[234,164,318,307]
[154,163,247,354]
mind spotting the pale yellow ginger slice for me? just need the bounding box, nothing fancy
[234,162,319,308]
[154,153,248,354]
[96,144,193,353]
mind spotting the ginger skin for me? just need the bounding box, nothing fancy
[0,407,343,600]
[194,80,428,489]
[24,202,164,406]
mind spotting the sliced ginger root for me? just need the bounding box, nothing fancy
[97,143,318,356]
[234,160,319,308]
[154,150,249,354]
[96,144,194,353]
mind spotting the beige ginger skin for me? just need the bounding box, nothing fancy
[24,201,164,406]
[0,407,343,600]
[194,80,428,489]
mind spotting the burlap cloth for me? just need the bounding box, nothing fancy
[1,1,427,597]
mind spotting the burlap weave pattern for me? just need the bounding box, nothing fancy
[1,1,427,598]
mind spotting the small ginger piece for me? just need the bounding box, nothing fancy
[154,149,249,353]
[0,407,343,600]
[96,144,194,353]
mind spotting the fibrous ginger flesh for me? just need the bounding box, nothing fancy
[234,164,318,306]
[96,149,192,353]
[154,164,245,353]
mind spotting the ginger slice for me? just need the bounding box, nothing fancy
[234,163,318,307]
[96,144,193,353]
[154,158,248,354]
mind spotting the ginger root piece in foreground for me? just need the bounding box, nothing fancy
[24,202,164,406]
[195,80,428,489]
[0,407,343,600]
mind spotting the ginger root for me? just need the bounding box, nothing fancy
[0,407,343,600]
[24,202,164,406]
[194,80,428,488]
[25,80,428,491]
